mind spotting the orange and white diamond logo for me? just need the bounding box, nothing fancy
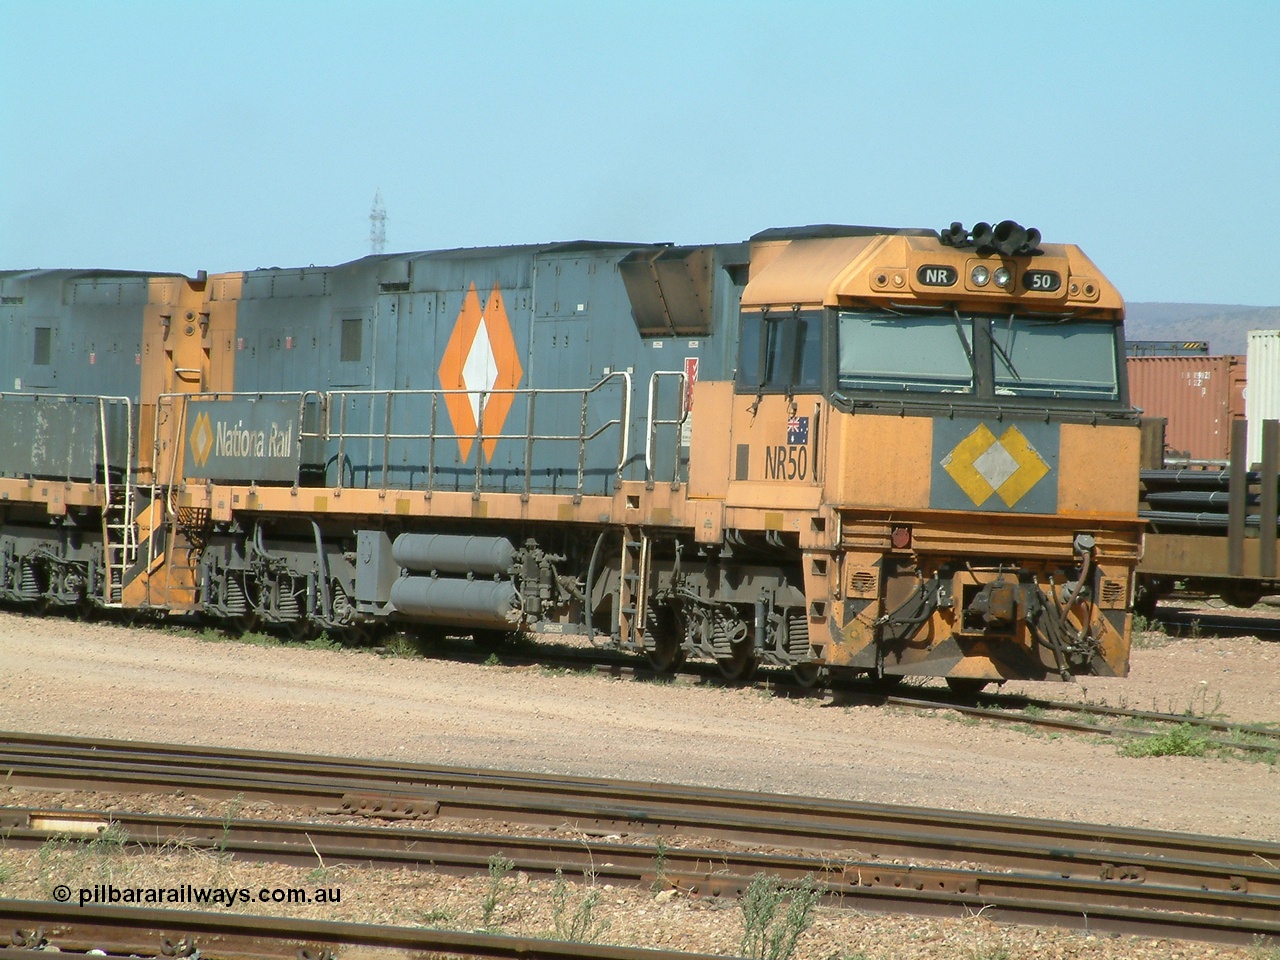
[189,410,214,468]
[438,282,523,462]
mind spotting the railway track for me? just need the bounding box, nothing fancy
[372,627,1280,750]
[10,608,1277,751]
[3,805,1279,942]
[578,659,1280,753]
[1151,602,1280,641]
[0,900,718,960]
[2,732,1278,946]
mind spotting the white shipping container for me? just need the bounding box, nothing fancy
[1246,330,1280,464]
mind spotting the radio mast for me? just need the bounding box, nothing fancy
[369,189,387,254]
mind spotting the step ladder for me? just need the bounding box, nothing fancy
[160,500,208,613]
[99,482,137,606]
[98,399,138,608]
[616,527,651,650]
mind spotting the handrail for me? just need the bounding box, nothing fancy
[0,391,134,604]
[155,374,635,498]
[0,392,131,487]
[154,390,308,515]
[645,371,689,485]
[322,372,633,496]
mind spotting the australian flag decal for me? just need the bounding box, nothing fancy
[787,415,809,445]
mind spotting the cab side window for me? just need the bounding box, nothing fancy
[735,310,822,393]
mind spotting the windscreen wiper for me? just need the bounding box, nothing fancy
[950,307,977,381]
[991,313,1022,382]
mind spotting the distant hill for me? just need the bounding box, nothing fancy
[1126,303,1280,356]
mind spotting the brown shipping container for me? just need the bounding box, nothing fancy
[1127,355,1246,463]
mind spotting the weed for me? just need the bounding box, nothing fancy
[651,836,669,892]
[1248,935,1280,959]
[36,838,61,886]
[237,630,280,648]
[483,653,502,667]
[217,795,244,857]
[0,863,12,885]
[1185,681,1224,720]
[1021,705,1046,719]
[381,632,421,658]
[1130,613,1172,649]
[1120,724,1210,758]
[90,823,130,852]
[419,907,454,926]
[967,945,1011,960]
[305,632,343,652]
[481,855,515,927]
[739,873,821,960]
[1211,729,1280,765]
[549,868,609,943]
[303,831,335,884]
[1189,618,1203,639]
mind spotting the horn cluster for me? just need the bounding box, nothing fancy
[939,220,1042,256]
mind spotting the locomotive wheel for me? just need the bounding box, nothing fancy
[1222,584,1264,609]
[716,642,757,682]
[646,634,686,673]
[284,619,318,643]
[791,662,826,688]
[945,677,989,696]
[645,605,686,673]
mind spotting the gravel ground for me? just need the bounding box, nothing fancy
[1,608,1278,959]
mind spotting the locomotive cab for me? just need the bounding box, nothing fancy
[687,223,1141,684]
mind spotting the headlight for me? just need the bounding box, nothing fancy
[993,267,1012,288]
[971,265,990,286]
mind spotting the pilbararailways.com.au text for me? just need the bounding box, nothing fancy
[56,884,341,907]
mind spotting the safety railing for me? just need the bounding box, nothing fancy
[156,375,634,499]
[644,370,689,486]
[0,392,136,605]
[153,390,316,511]
[320,372,633,497]
[0,392,133,485]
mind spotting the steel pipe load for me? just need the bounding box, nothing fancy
[392,533,516,576]
[389,577,521,629]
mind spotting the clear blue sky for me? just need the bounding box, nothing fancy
[2,1,1277,306]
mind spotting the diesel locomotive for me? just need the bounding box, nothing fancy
[0,221,1141,688]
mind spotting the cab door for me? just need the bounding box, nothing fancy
[724,308,825,505]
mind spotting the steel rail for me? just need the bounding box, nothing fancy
[607,662,1280,749]
[354,627,1280,749]
[4,806,1279,923]
[1,876,1276,951]
[301,633,1280,749]
[2,733,1278,879]
[0,900,730,960]
[578,656,1280,750]
[875,693,1280,753]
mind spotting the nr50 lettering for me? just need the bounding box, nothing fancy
[764,445,808,480]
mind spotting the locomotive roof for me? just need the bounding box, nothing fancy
[750,224,937,242]
[331,238,673,270]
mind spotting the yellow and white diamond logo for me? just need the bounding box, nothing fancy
[942,424,1049,507]
[189,410,214,468]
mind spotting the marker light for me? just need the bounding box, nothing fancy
[971,265,990,286]
[993,267,1012,288]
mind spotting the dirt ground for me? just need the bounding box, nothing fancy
[1,609,1277,959]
